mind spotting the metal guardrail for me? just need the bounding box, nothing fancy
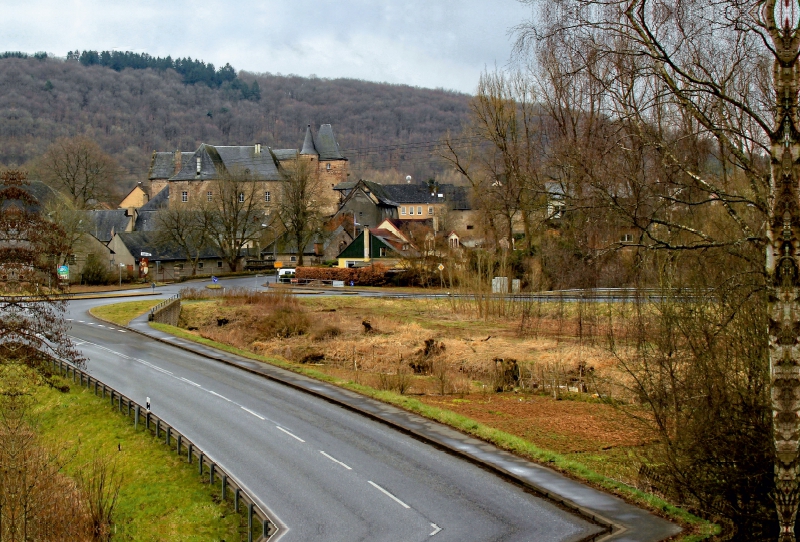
[49,356,276,542]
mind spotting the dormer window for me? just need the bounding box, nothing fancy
[196,157,201,174]
[238,193,245,203]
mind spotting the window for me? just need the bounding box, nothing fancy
[401,207,406,215]
[238,193,245,203]
[409,207,414,215]
[326,163,331,170]
[198,262,204,269]
[428,206,433,215]
[217,261,223,268]
[207,191,213,201]
[264,191,271,202]
[466,225,474,230]
[621,233,634,243]
[290,256,297,262]
[417,206,422,215]
[379,247,386,257]
[181,191,188,203]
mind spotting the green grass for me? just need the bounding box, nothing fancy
[148,321,718,540]
[90,299,161,326]
[33,377,244,541]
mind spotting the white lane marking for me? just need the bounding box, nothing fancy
[97,325,105,327]
[430,523,442,536]
[86,322,94,325]
[320,451,352,470]
[209,390,232,402]
[180,377,201,387]
[119,330,126,333]
[241,407,265,420]
[368,481,411,509]
[66,318,73,321]
[107,327,115,330]
[276,426,305,442]
[77,320,84,323]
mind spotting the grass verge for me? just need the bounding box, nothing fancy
[149,321,719,540]
[34,377,244,541]
[90,299,161,326]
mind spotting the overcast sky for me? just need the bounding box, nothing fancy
[3,0,533,94]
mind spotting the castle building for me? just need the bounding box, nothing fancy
[145,124,348,213]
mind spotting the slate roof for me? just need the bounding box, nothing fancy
[348,180,471,210]
[115,231,221,261]
[0,181,61,213]
[382,183,470,209]
[300,125,317,155]
[86,209,130,243]
[138,185,169,212]
[170,144,289,181]
[149,152,194,180]
[134,211,158,231]
[316,124,345,161]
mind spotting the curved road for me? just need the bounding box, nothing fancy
[64,277,680,541]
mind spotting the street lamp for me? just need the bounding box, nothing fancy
[119,263,125,287]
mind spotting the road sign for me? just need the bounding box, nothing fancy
[57,265,69,278]
[212,276,218,283]
[274,261,283,268]
[437,264,445,271]
[141,251,152,257]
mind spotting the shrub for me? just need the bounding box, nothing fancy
[82,254,112,285]
[295,264,390,286]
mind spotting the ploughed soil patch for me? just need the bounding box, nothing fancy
[176,289,651,484]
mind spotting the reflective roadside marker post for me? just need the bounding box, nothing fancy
[146,397,151,412]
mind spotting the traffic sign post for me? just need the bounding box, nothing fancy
[57,265,69,280]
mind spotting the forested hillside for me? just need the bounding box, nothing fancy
[0,54,471,190]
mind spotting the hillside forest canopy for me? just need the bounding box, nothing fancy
[0,51,471,194]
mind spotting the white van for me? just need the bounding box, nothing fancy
[277,268,296,283]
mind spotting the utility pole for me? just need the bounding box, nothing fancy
[765,2,800,539]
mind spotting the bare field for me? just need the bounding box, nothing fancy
[177,291,651,484]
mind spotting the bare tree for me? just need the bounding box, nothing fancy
[154,206,212,276]
[206,168,266,272]
[440,70,546,251]
[516,0,800,536]
[34,137,120,209]
[275,157,326,267]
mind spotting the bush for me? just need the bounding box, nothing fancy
[253,308,310,338]
[82,254,112,285]
[295,264,389,286]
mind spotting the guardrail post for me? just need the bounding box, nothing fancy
[234,488,240,513]
[135,405,139,430]
[110,390,114,406]
[199,452,204,475]
[166,426,171,446]
[222,475,227,500]
[127,398,131,416]
[118,394,122,411]
[188,443,193,463]
[248,502,254,542]
[177,434,182,455]
[210,463,215,484]
[146,412,150,431]
[94,381,98,396]
[263,518,270,538]
[156,419,160,439]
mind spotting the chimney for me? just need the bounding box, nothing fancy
[173,150,182,175]
[364,228,370,260]
[196,156,202,175]
[255,143,261,155]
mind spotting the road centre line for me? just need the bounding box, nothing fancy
[320,451,352,470]
[180,377,201,387]
[241,406,265,420]
[276,426,305,442]
[209,390,232,402]
[368,481,411,509]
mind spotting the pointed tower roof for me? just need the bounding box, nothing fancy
[300,124,318,155]
[315,124,345,160]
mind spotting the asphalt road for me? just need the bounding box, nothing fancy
[66,292,601,542]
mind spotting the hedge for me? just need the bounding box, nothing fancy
[295,265,389,286]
